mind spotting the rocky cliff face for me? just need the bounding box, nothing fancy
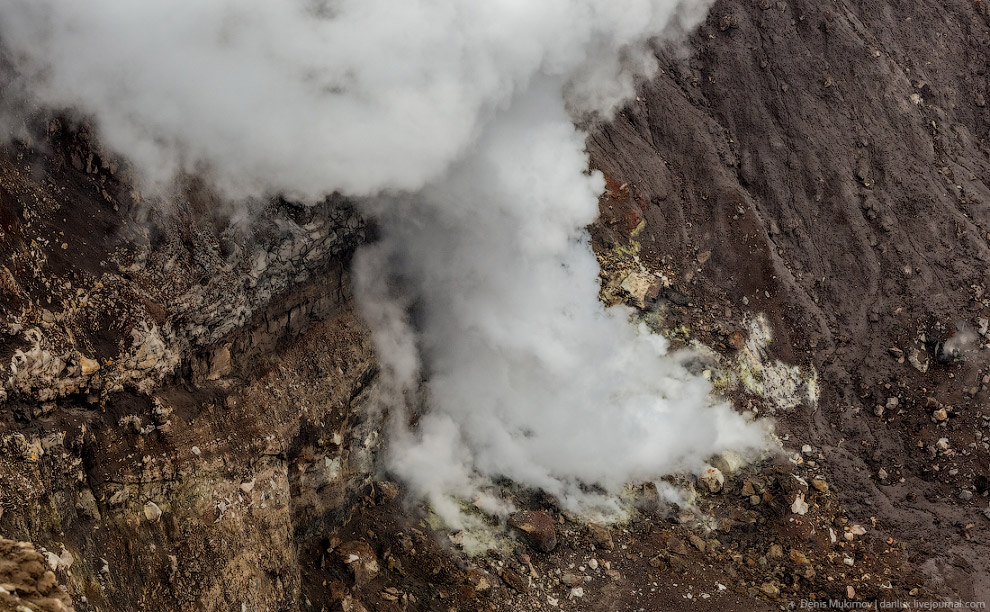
[0,125,381,610]
[1,0,989,610]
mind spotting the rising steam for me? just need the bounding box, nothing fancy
[0,0,768,518]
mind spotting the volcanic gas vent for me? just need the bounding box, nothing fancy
[0,0,767,518]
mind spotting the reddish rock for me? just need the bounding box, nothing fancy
[337,541,379,587]
[587,523,614,551]
[508,511,557,553]
[729,331,746,351]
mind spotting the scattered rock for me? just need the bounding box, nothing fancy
[379,587,400,602]
[729,331,746,350]
[791,493,809,515]
[375,481,400,502]
[509,511,557,553]
[337,541,380,587]
[56,548,73,571]
[908,348,929,373]
[811,478,829,493]
[76,488,101,521]
[718,14,740,31]
[79,356,100,375]
[698,466,725,493]
[339,595,369,612]
[620,272,662,308]
[586,523,614,550]
[108,488,130,506]
[143,501,163,523]
[789,549,810,565]
[466,568,492,593]
[500,567,528,593]
[741,480,757,496]
[760,582,780,596]
[688,534,706,553]
[667,536,689,556]
[561,572,584,587]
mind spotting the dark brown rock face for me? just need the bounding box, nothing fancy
[591,0,990,601]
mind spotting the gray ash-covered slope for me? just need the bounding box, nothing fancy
[591,0,990,600]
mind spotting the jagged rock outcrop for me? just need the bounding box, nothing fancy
[0,125,382,610]
[1,122,365,405]
[0,537,74,612]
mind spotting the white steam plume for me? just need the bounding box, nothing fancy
[0,0,705,199]
[358,81,767,521]
[0,0,768,518]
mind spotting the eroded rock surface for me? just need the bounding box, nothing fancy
[0,537,74,612]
